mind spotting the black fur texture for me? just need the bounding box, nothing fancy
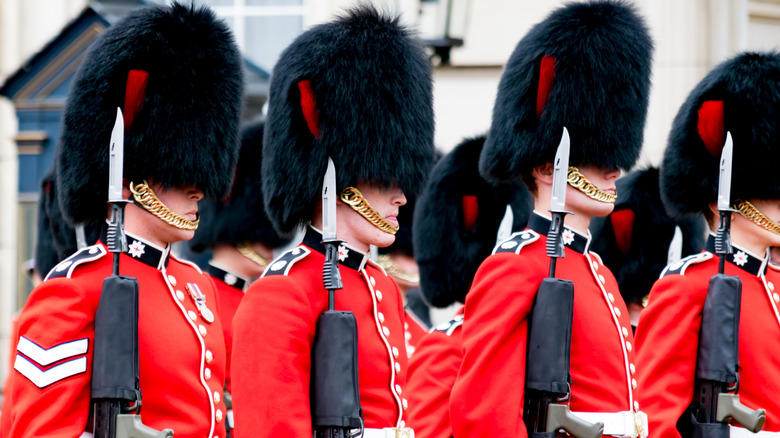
[189,121,292,253]
[661,52,780,216]
[590,168,707,305]
[263,5,434,235]
[36,170,101,276]
[414,136,533,308]
[480,0,652,184]
[57,3,244,226]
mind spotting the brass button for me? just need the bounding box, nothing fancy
[382,326,390,336]
[625,341,633,352]
[632,378,638,389]
[630,363,636,374]
[370,276,376,286]
[378,312,385,323]
[392,347,399,358]
[402,398,408,410]
[395,384,402,395]
[622,327,629,337]
[167,275,177,286]
[376,290,383,302]
[634,401,640,410]
[205,368,212,379]
[214,391,221,404]
[176,290,185,301]
[614,307,621,317]
[395,362,401,373]
[598,274,606,284]
[188,310,197,321]
[206,350,214,363]
[199,325,207,336]
[608,292,615,303]
[216,409,223,423]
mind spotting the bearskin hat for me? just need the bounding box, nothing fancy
[414,136,533,308]
[263,5,434,235]
[36,170,101,276]
[480,1,652,185]
[661,52,780,216]
[189,121,291,253]
[57,3,244,226]
[589,168,707,305]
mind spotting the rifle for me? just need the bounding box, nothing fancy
[686,132,765,438]
[311,158,364,438]
[91,108,173,438]
[522,128,603,438]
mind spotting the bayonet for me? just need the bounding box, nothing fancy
[715,132,734,274]
[106,108,129,256]
[321,157,343,307]
[546,127,572,272]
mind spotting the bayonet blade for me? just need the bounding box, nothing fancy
[108,108,124,203]
[717,132,733,212]
[550,127,570,213]
[322,157,338,240]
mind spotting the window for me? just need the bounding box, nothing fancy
[194,0,305,72]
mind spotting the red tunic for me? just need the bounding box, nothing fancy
[2,231,228,438]
[450,213,639,437]
[635,237,780,436]
[231,228,410,437]
[204,264,249,394]
[406,308,464,438]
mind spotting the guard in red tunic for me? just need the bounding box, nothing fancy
[635,52,780,437]
[588,168,707,329]
[406,135,532,438]
[230,6,434,438]
[1,3,243,437]
[187,120,293,395]
[448,2,653,437]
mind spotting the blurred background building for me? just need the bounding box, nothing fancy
[0,0,778,380]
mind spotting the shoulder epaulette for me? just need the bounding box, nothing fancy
[492,230,540,255]
[44,245,107,281]
[433,314,464,336]
[660,252,713,278]
[262,247,311,277]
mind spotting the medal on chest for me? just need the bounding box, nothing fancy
[186,282,215,323]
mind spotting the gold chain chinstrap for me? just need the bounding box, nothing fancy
[339,187,399,235]
[734,200,780,236]
[567,167,617,204]
[236,242,271,268]
[377,254,420,284]
[129,180,200,231]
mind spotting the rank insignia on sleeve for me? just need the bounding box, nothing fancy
[262,247,311,277]
[660,252,713,278]
[492,230,540,255]
[14,336,89,388]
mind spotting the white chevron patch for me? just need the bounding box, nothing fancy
[17,336,88,366]
[14,354,87,388]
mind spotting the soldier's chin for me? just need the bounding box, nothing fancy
[372,231,396,249]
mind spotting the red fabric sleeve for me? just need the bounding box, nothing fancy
[230,275,318,437]
[3,278,98,438]
[449,253,540,437]
[406,327,462,438]
[635,273,708,438]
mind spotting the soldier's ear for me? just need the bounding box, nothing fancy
[531,162,555,185]
[610,208,635,255]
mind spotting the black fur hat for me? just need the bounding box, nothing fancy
[263,5,434,235]
[480,0,652,184]
[57,2,244,226]
[589,168,707,305]
[36,170,101,276]
[661,52,780,216]
[189,121,291,253]
[414,136,533,307]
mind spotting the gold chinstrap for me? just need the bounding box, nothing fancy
[236,242,271,268]
[567,167,617,204]
[734,200,780,236]
[339,186,399,235]
[129,180,200,231]
[377,254,420,284]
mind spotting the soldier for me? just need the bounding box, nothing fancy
[448,2,653,437]
[230,5,433,437]
[187,120,293,431]
[635,52,780,437]
[1,3,243,437]
[406,135,532,438]
[589,167,707,329]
